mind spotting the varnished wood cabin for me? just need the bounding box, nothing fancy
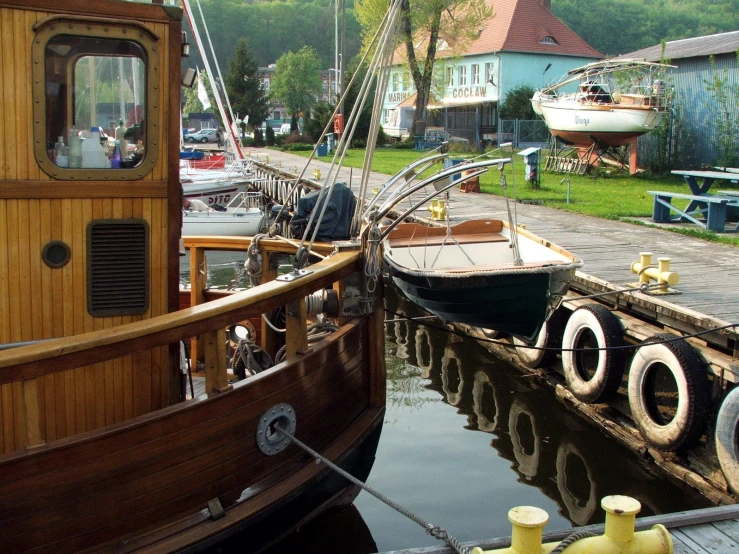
[0,1,386,551]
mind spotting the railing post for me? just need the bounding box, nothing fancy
[285,297,308,360]
[260,250,281,359]
[203,328,231,395]
[189,247,206,371]
[22,379,46,450]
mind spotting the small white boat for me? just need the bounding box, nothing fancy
[531,59,674,147]
[182,192,266,236]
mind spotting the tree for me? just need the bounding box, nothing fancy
[356,0,492,137]
[224,38,269,130]
[499,85,536,120]
[270,46,323,123]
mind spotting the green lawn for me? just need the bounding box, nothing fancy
[284,146,739,247]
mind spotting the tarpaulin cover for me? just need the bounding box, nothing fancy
[291,183,356,241]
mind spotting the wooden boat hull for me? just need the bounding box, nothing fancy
[385,260,571,341]
[382,220,582,341]
[535,101,665,147]
[0,317,382,553]
[182,208,266,236]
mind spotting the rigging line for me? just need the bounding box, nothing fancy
[274,424,471,554]
[194,0,236,127]
[383,308,739,354]
[268,6,394,231]
[302,0,402,259]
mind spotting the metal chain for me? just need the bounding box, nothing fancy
[274,424,471,554]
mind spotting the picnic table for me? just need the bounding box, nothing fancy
[647,170,739,232]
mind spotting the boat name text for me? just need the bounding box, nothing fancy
[575,115,590,125]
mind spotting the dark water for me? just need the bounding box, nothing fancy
[189,253,711,554]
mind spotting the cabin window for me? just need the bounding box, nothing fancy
[32,18,160,179]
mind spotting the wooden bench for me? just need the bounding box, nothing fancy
[648,191,739,232]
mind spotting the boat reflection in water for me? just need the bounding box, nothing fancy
[257,286,710,553]
[382,288,710,529]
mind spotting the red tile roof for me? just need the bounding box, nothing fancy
[393,0,601,63]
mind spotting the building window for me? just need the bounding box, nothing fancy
[458,66,467,86]
[540,36,558,45]
[263,78,270,91]
[472,64,480,85]
[485,62,497,86]
[446,67,454,87]
[402,73,409,91]
[274,111,281,120]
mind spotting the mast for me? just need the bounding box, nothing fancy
[181,0,245,161]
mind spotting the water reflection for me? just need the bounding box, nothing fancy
[383,287,710,528]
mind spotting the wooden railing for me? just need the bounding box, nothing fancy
[0,237,361,450]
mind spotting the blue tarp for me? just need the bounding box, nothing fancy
[179,151,205,160]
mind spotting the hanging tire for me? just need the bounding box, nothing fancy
[513,309,565,369]
[562,304,625,403]
[716,387,739,494]
[628,334,710,451]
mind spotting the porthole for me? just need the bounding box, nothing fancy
[42,240,71,268]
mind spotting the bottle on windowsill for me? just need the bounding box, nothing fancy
[111,140,122,169]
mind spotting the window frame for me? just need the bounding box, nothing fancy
[458,65,467,86]
[32,15,161,180]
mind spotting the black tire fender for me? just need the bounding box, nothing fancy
[716,387,739,493]
[627,334,710,451]
[562,304,625,403]
[513,309,565,369]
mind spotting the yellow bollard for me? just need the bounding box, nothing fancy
[314,168,321,180]
[427,199,447,221]
[373,187,380,195]
[630,251,679,291]
[472,496,673,554]
[265,155,269,164]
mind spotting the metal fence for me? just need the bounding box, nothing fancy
[498,119,550,148]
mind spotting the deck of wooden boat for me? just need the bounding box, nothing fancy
[375,502,739,553]
[253,149,739,326]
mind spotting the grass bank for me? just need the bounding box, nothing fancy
[285,147,739,247]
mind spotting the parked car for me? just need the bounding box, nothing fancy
[425,127,469,145]
[185,128,219,143]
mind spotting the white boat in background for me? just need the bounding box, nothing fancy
[182,192,266,236]
[531,59,674,147]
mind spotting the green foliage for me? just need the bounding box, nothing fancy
[224,39,269,128]
[552,0,739,56]
[253,127,264,147]
[703,53,739,167]
[499,85,537,120]
[286,143,315,151]
[191,0,363,70]
[271,46,323,118]
[304,101,335,143]
[265,125,275,146]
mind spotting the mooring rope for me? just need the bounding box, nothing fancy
[550,530,597,553]
[274,424,471,554]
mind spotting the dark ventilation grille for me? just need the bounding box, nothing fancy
[87,219,149,317]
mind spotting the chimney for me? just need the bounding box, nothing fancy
[539,0,551,9]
